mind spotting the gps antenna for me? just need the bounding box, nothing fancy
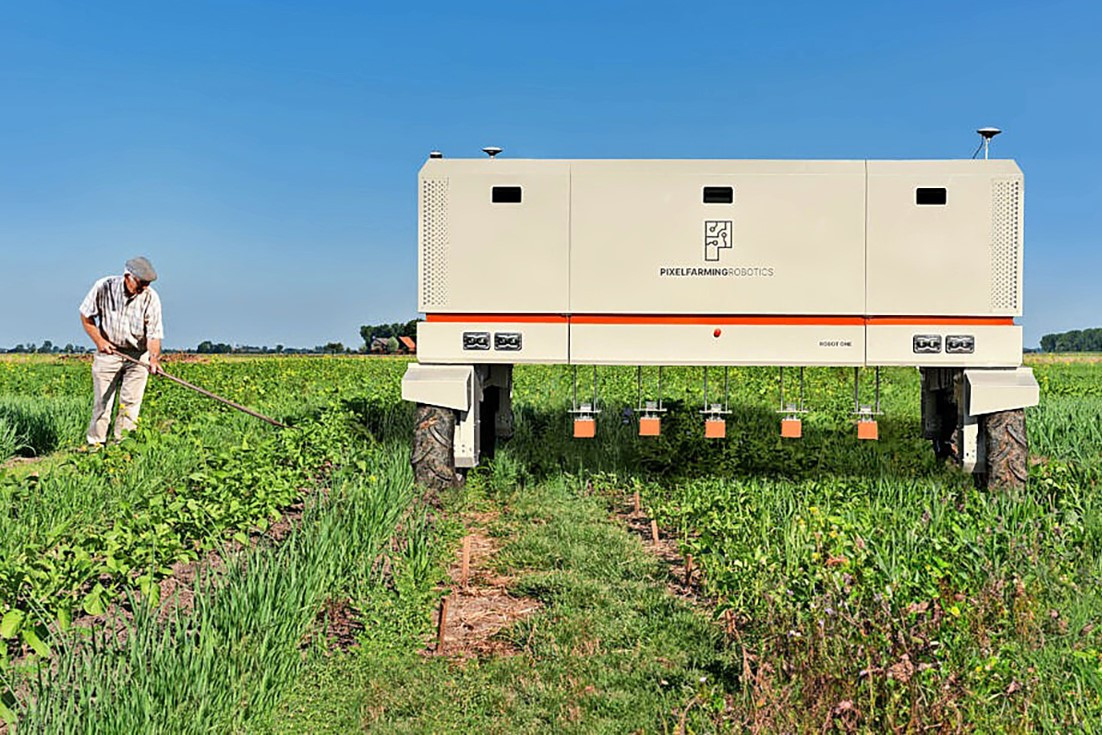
[974,127,1002,159]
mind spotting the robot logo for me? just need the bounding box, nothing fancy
[704,220,732,262]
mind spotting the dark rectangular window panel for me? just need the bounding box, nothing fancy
[703,186,734,204]
[492,186,522,203]
[916,187,947,205]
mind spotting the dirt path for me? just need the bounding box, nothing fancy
[431,511,541,658]
[1,456,44,470]
[431,492,721,662]
[269,481,749,734]
[1,449,79,476]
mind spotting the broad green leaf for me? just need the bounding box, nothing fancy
[21,627,50,658]
[82,588,106,616]
[0,609,25,639]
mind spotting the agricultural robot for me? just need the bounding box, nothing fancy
[401,136,1039,488]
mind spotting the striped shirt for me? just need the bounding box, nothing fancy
[79,276,164,352]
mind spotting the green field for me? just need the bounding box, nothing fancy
[1,355,1100,732]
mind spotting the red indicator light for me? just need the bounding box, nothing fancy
[713,328,722,338]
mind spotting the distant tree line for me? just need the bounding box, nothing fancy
[1,341,90,354]
[0,342,351,355]
[4,320,421,355]
[197,342,291,354]
[196,342,353,354]
[188,321,418,355]
[1040,328,1102,353]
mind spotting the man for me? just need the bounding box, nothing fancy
[78,256,165,445]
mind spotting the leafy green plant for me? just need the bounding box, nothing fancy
[17,453,419,734]
[4,355,1102,730]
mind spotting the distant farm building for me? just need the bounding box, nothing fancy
[369,336,416,355]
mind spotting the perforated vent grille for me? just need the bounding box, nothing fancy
[420,178,448,308]
[990,179,1021,311]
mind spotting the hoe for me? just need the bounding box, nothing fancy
[116,352,289,429]
[402,133,1038,489]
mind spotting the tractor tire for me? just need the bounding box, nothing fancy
[411,403,459,500]
[979,408,1028,489]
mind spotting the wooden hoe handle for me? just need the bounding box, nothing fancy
[114,352,291,430]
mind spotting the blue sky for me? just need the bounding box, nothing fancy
[1,0,1098,349]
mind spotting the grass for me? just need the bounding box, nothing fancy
[3,356,1102,731]
[0,358,415,729]
[1028,395,1102,462]
[0,396,87,461]
[270,362,1102,732]
[648,469,1102,729]
[268,466,737,734]
[0,358,413,627]
[0,421,17,465]
[13,448,422,734]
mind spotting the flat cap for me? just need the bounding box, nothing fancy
[125,256,158,283]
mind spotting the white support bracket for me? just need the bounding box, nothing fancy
[960,414,982,474]
[964,367,1040,416]
[401,363,475,411]
[402,363,481,468]
[958,367,1040,474]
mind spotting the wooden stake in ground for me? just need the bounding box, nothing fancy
[650,519,660,543]
[685,554,694,586]
[460,537,471,588]
[633,490,641,515]
[436,595,450,653]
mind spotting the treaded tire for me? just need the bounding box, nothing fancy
[980,408,1028,489]
[412,404,459,499]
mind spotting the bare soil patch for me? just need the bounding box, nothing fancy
[318,598,364,651]
[164,354,212,364]
[430,511,541,659]
[0,455,46,470]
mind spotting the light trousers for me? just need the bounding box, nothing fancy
[87,351,150,444]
